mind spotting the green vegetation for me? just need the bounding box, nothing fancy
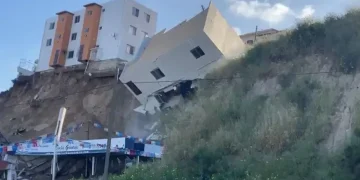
[113,9,360,180]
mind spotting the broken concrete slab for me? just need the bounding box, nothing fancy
[85,58,126,78]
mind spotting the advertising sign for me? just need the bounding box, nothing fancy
[16,138,125,155]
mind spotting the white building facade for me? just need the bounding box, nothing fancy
[36,0,157,72]
[120,2,246,114]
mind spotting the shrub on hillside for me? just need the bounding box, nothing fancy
[114,9,360,180]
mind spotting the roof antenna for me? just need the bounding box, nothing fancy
[201,5,205,11]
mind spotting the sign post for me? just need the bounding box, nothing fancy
[52,107,67,180]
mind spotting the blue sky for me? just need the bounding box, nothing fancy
[0,0,359,92]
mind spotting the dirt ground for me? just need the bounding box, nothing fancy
[0,70,155,143]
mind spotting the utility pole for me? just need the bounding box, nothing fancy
[85,120,90,177]
[87,120,90,140]
[52,107,67,180]
[103,67,122,180]
[254,25,258,43]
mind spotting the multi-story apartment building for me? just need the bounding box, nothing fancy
[120,2,246,114]
[36,0,157,72]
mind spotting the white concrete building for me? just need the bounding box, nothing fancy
[240,28,291,45]
[120,2,246,114]
[36,0,157,72]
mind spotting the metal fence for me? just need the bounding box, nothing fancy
[18,59,36,72]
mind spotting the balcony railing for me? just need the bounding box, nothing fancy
[18,59,36,76]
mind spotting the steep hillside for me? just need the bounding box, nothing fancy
[0,69,154,143]
[113,9,360,180]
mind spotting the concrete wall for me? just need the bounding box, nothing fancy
[203,3,246,58]
[37,17,57,72]
[95,0,124,61]
[36,0,157,72]
[86,59,126,77]
[119,0,157,61]
[66,9,85,67]
[120,31,223,104]
[94,0,157,61]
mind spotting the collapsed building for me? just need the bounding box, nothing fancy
[120,2,246,114]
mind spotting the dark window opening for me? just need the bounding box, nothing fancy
[247,40,254,45]
[78,45,84,61]
[54,50,60,65]
[132,7,139,17]
[145,13,150,23]
[49,22,55,30]
[87,10,92,15]
[74,15,80,23]
[126,44,135,55]
[71,33,77,41]
[126,81,142,95]
[46,39,52,46]
[129,25,137,35]
[190,46,205,59]
[68,51,74,59]
[151,68,165,80]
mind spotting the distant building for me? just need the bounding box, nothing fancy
[120,2,246,114]
[36,0,157,72]
[240,28,289,45]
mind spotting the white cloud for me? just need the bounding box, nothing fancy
[298,5,315,19]
[228,0,316,24]
[228,0,291,24]
[233,27,241,35]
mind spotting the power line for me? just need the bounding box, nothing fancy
[0,70,357,109]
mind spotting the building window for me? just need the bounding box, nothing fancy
[126,81,142,95]
[126,44,135,55]
[129,25,137,35]
[67,51,74,59]
[46,39,52,46]
[49,22,55,30]
[71,33,77,41]
[74,15,80,23]
[84,28,89,32]
[142,31,148,38]
[145,13,150,23]
[132,7,139,17]
[247,40,254,45]
[151,68,165,80]
[87,10,92,15]
[190,46,205,59]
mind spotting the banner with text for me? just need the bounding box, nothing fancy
[16,138,125,155]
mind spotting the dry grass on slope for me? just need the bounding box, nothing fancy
[114,8,360,180]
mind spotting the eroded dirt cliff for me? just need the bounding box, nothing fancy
[0,69,154,143]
